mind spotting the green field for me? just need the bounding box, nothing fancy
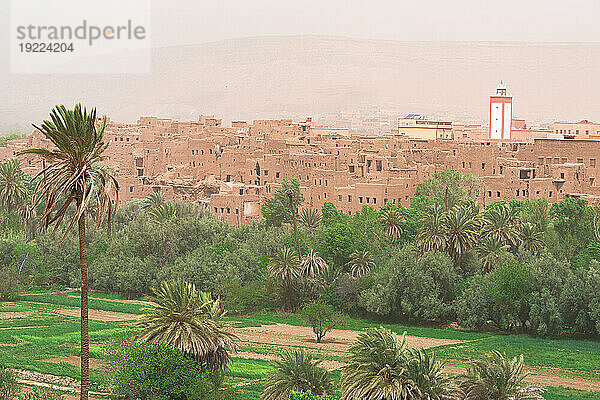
[1,293,599,399]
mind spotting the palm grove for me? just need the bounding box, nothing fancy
[1,105,600,399]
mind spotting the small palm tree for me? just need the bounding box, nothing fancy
[476,235,509,273]
[0,159,29,213]
[341,328,458,400]
[380,207,404,243]
[460,351,545,400]
[137,279,238,372]
[406,349,461,400]
[347,249,376,278]
[519,223,545,254]
[416,204,447,253]
[140,191,166,212]
[444,201,481,263]
[299,208,322,232]
[268,247,302,310]
[148,200,179,222]
[262,349,333,400]
[19,104,119,400]
[341,327,408,400]
[300,249,328,279]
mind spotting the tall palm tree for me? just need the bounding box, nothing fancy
[460,351,545,400]
[137,279,238,372]
[299,207,322,232]
[286,189,302,259]
[19,104,118,400]
[347,249,376,278]
[0,159,29,213]
[300,249,328,279]
[380,207,404,243]
[481,203,521,247]
[341,327,458,400]
[444,201,481,263]
[262,349,333,400]
[476,235,509,273]
[416,204,447,253]
[268,247,302,311]
[519,223,545,254]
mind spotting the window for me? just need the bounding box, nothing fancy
[482,162,486,170]
[373,198,377,204]
[129,186,133,193]
[560,172,565,179]
[276,172,280,178]
[348,195,352,202]
[496,191,500,197]
[359,197,363,204]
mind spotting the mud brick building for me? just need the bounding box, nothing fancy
[2,114,600,225]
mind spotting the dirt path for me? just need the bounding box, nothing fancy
[62,294,154,307]
[0,311,35,319]
[233,323,465,354]
[53,308,138,322]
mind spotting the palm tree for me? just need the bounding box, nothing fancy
[341,327,458,400]
[476,235,509,273]
[300,249,328,279]
[519,223,545,254]
[19,104,118,400]
[261,349,333,400]
[0,159,29,213]
[137,279,238,372]
[406,349,461,400]
[347,249,376,278]
[481,203,521,247]
[148,200,179,222]
[299,208,322,232]
[416,204,447,253]
[268,247,302,310]
[460,351,545,400]
[380,207,404,243]
[140,191,166,212]
[444,201,481,263]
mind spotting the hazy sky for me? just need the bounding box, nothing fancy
[150,0,599,45]
[1,0,599,51]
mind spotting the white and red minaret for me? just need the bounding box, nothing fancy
[489,82,513,140]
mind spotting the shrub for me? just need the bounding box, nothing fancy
[0,364,19,399]
[108,341,217,400]
[17,388,62,400]
[289,391,336,400]
[359,249,457,321]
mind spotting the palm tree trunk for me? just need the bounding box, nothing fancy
[287,192,301,259]
[78,213,90,400]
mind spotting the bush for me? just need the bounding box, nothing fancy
[216,280,276,315]
[16,388,62,400]
[289,391,337,400]
[108,341,218,400]
[359,249,458,321]
[0,364,19,399]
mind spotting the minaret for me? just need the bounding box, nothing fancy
[489,81,513,140]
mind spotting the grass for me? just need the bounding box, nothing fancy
[18,293,147,314]
[4,296,600,400]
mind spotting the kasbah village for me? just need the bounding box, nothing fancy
[3,83,600,224]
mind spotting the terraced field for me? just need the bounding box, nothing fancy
[1,292,599,399]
